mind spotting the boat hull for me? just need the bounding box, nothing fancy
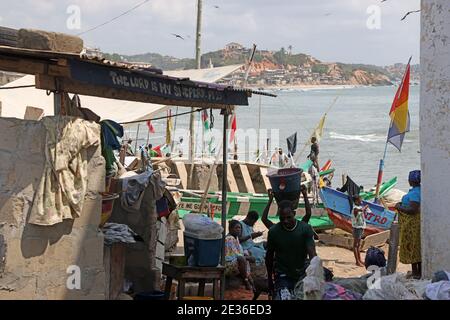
[178,194,335,230]
[319,187,396,234]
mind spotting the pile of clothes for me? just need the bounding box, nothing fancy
[102,223,139,246]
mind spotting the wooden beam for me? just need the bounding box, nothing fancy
[239,164,255,193]
[361,230,390,251]
[0,55,46,74]
[175,162,188,189]
[259,167,272,191]
[35,75,236,109]
[227,164,239,193]
[387,222,400,274]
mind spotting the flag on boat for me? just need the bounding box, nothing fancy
[146,119,155,133]
[201,109,210,130]
[387,60,411,151]
[229,112,237,143]
[286,132,297,156]
[166,110,172,145]
[312,113,326,142]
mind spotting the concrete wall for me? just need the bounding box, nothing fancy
[420,1,450,278]
[0,117,106,299]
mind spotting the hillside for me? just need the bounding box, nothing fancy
[103,44,418,87]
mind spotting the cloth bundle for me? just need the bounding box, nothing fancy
[102,223,137,246]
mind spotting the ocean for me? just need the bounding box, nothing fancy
[126,85,420,192]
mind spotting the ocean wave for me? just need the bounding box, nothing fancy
[329,132,386,142]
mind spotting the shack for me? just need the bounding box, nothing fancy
[0,28,272,299]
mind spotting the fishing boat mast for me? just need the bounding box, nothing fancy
[188,0,203,186]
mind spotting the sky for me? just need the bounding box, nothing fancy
[0,0,421,66]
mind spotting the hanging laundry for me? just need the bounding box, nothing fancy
[29,116,100,226]
[120,171,153,212]
[100,120,124,176]
[338,176,362,209]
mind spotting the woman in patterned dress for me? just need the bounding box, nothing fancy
[225,220,256,290]
[395,170,422,279]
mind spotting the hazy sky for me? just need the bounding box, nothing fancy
[0,0,420,65]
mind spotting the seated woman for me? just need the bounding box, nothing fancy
[225,220,255,290]
[239,211,266,266]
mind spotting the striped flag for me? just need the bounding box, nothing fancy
[146,119,155,133]
[387,60,411,151]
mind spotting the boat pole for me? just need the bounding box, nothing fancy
[220,107,230,300]
[256,93,262,161]
[188,0,203,186]
[374,140,389,203]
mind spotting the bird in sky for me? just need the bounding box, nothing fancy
[324,13,332,16]
[214,5,219,9]
[401,10,421,21]
[171,33,185,40]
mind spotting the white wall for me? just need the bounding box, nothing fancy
[420,0,450,278]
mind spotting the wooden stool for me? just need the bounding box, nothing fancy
[162,263,225,300]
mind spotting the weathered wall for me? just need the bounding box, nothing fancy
[0,117,106,299]
[420,1,450,278]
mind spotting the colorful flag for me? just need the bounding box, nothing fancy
[166,110,172,145]
[387,61,411,151]
[229,113,237,143]
[312,114,326,142]
[201,109,210,130]
[146,119,155,133]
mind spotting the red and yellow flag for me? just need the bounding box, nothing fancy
[387,60,411,151]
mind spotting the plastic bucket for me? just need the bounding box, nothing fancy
[267,168,302,193]
[267,168,302,207]
[134,290,165,300]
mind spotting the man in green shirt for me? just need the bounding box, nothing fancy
[266,200,317,300]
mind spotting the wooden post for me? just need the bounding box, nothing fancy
[53,92,62,115]
[220,108,229,300]
[198,141,223,214]
[134,124,141,155]
[387,221,400,274]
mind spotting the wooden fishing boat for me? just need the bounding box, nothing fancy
[167,159,337,231]
[319,185,397,236]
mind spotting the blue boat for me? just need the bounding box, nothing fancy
[319,186,396,236]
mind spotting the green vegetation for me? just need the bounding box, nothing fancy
[102,45,399,84]
[311,64,329,74]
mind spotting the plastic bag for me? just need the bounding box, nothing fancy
[303,256,325,300]
[363,273,422,300]
[182,213,224,239]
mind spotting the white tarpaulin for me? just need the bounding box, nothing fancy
[0,64,242,123]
